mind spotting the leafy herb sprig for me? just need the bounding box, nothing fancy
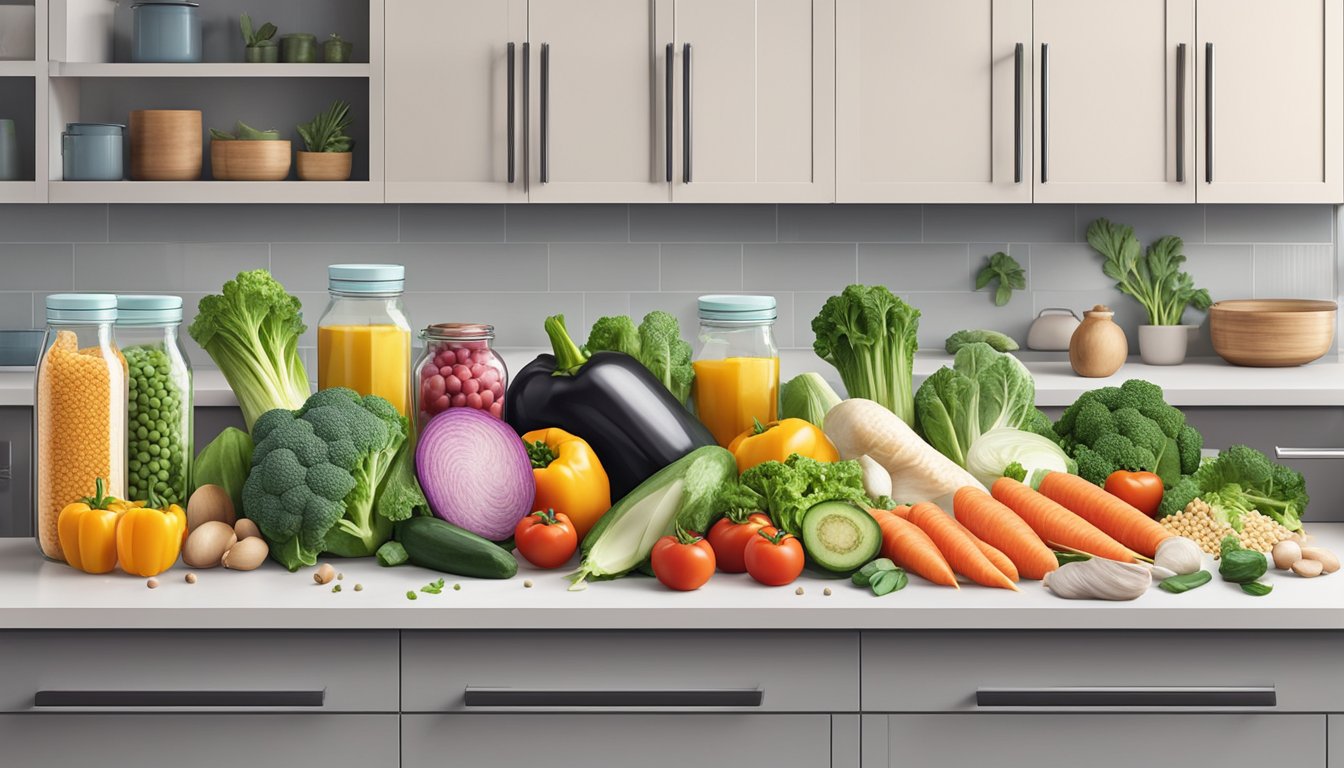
[976,252,1026,307]
[240,14,278,48]
[1086,218,1212,326]
[297,100,353,153]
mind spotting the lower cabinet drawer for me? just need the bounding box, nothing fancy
[0,713,398,768]
[403,713,833,768]
[0,630,399,712]
[864,714,1326,768]
[862,630,1343,712]
[402,630,859,712]
[1331,716,1343,768]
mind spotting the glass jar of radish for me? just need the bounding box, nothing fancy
[414,323,507,432]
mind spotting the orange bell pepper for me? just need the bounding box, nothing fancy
[728,417,839,473]
[57,478,128,574]
[522,428,612,540]
[116,489,186,578]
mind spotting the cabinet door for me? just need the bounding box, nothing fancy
[403,714,832,768]
[864,714,1326,768]
[836,0,1031,203]
[1033,0,1195,203]
[0,714,397,768]
[385,0,526,203]
[527,0,673,202]
[1196,0,1343,203]
[671,0,835,203]
[1331,716,1342,768]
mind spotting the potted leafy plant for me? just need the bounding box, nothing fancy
[240,13,278,63]
[1086,218,1212,366]
[209,121,291,181]
[323,33,354,63]
[295,100,353,181]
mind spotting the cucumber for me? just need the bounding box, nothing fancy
[395,517,518,579]
[801,501,881,573]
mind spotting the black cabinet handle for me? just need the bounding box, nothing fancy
[1205,42,1214,183]
[522,42,530,184]
[1176,42,1186,183]
[34,690,326,708]
[665,42,674,183]
[1039,43,1048,184]
[977,687,1275,708]
[464,688,762,708]
[682,42,692,184]
[507,42,516,184]
[1013,42,1023,184]
[540,42,550,184]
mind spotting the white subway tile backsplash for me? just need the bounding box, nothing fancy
[778,204,921,243]
[506,204,629,243]
[0,205,106,243]
[859,244,970,291]
[1207,205,1333,244]
[271,243,549,293]
[74,243,185,291]
[923,204,1075,243]
[182,244,271,290]
[0,294,33,329]
[659,244,744,291]
[550,244,660,292]
[1252,244,1337,300]
[1180,244,1254,303]
[0,245,73,290]
[109,204,399,243]
[742,243,857,292]
[1027,243,1113,291]
[399,205,506,243]
[631,205,777,243]
[402,291,585,348]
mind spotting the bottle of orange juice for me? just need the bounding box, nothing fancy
[317,264,412,418]
[691,295,780,448]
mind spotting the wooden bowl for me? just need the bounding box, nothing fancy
[210,139,292,181]
[1210,299,1337,366]
[130,109,202,180]
[296,150,352,181]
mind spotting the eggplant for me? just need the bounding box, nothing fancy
[506,315,715,500]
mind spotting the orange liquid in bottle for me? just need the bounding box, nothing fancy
[692,356,780,447]
[318,324,411,417]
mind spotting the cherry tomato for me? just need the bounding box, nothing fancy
[744,526,805,586]
[1104,470,1165,518]
[707,511,773,573]
[651,528,716,591]
[514,509,578,569]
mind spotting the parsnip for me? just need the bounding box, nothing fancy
[824,398,985,510]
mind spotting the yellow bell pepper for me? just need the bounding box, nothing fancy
[57,478,128,574]
[522,428,612,540]
[116,489,186,578]
[728,417,840,473]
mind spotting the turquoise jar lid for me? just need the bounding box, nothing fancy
[46,293,118,323]
[328,263,405,294]
[698,294,777,323]
[116,294,183,325]
[66,122,125,136]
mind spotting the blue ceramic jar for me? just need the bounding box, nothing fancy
[62,123,125,181]
[131,2,202,63]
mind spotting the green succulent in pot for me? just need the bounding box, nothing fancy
[240,13,279,63]
[295,100,354,181]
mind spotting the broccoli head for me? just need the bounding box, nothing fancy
[1054,379,1203,488]
[584,311,695,405]
[584,315,640,358]
[242,387,408,570]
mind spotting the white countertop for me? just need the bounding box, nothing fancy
[0,526,1340,631]
[3,350,1344,408]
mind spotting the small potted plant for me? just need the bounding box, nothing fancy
[240,13,278,63]
[1086,218,1212,366]
[295,100,353,181]
[324,33,354,63]
[209,121,291,181]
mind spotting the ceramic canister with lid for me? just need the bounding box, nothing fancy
[62,123,125,181]
[131,1,202,63]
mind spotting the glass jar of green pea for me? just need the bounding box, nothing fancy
[115,295,193,505]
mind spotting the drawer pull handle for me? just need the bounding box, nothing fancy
[976,687,1275,708]
[463,687,762,708]
[1275,446,1344,459]
[34,690,326,708]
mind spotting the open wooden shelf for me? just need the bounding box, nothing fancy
[48,62,373,78]
[49,180,383,204]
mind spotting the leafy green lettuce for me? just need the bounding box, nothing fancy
[719,454,871,536]
[914,342,1042,468]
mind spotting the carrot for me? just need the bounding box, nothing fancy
[990,477,1138,563]
[968,534,1019,582]
[907,502,1018,591]
[890,505,912,519]
[1036,472,1173,558]
[868,508,959,588]
[953,486,1058,580]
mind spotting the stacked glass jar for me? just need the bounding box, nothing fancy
[34,294,127,561]
[413,323,507,432]
[317,264,412,418]
[116,295,193,506]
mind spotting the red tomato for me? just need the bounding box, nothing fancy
[514,509,578,569]
[744,527,805,586]
[1103,470,1165,518]
[707,511,773,573]
[651,529,716,591]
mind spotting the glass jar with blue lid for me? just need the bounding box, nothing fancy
[116,295,193,506]
[317,264,412,418]
[691,295,780,447]
[34,294,128,561]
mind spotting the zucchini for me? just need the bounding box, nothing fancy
[801,501,882,572]
[569,446,736,590]
[396,517,518,579]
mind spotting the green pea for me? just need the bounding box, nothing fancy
[156,470,169,482]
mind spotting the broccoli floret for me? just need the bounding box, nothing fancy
[638,311,695,406]
[1157,476,1201,518]
[1068,399,1116,449]
[1023,408,1061,443]
[585,315,640,358]
[1070,446,1116,487]
[1055,379,1204,489]
[1190,444,1309,531]
[242,387,408,570]
[1175,425,1204,475]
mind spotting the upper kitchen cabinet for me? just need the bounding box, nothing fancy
[1196,0,1343,203]
[837,0,1031,203]
[1033,0,1195,203]
[384,0,526,203]
[670,0,834,203]
[526,0,673,203]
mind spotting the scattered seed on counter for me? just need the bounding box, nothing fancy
[824,587,832,596]
[337,572,344,581]
[314,563,336,585]
[185,573,197,584]
[146,578,159,589]
[524,579,534,588]
[795,587,804,595]
[453,583,461,591]
[353,583,363,592]
[406,591,417,600]
[332,584,341,593]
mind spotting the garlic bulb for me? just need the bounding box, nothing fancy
[1043,558,1152,601]
[1155,537,1203,575]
